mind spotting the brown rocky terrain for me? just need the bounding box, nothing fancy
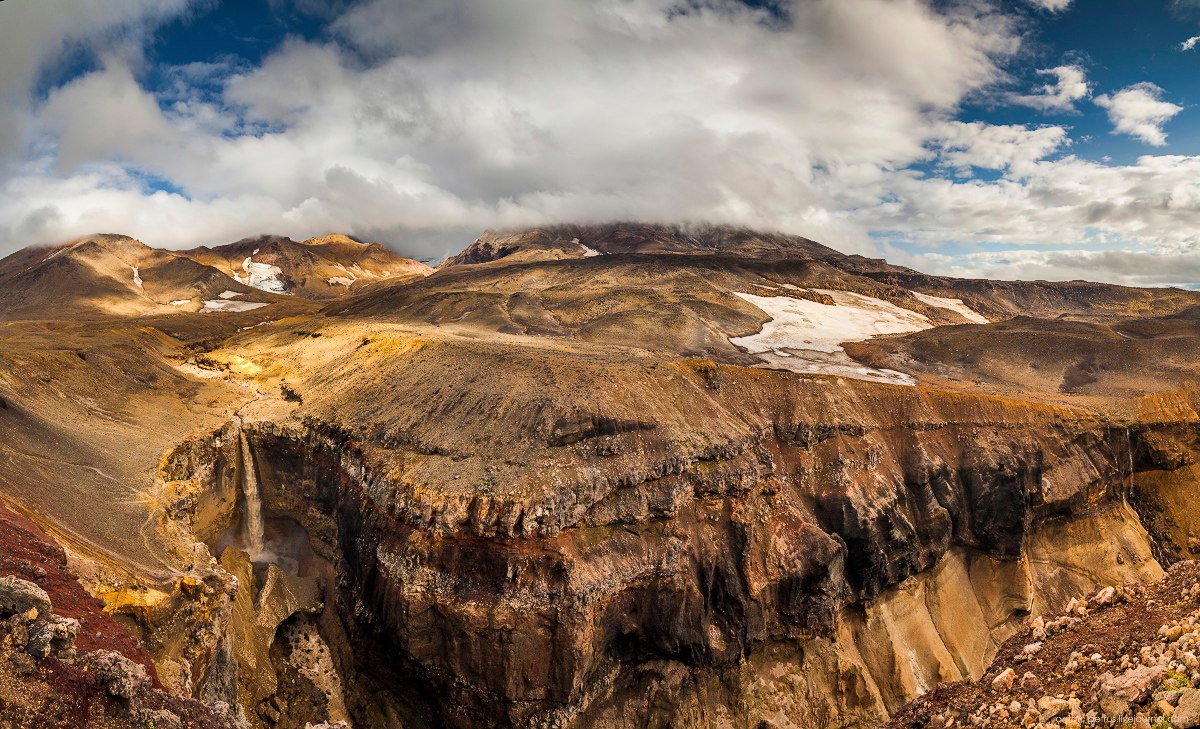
[181,234,432,299]
[1,223,1200,728]
[0,501,231,728]
[886,561,1200,728]
[0,234,258,319]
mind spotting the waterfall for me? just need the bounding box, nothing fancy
[239,431,266,558]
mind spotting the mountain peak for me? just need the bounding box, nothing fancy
[178,233,431,299]
[443,222,852,268]
[302,233,365,248]
[43,233,154,262]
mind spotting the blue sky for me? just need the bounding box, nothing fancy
[3,0,1200,285]
[978,1,1199,161]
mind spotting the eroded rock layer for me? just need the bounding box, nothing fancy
[161,375,1200,728]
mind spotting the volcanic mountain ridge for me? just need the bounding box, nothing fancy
[0,232,431,320]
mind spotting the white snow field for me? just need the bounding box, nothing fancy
[200,299,269,313]
[910,291,989,324]
[131,267,143,290]
[234,254,287,293]
[730,289,934,386]
[575,239,602,257]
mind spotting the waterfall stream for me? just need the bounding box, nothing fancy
[239,431,266,559]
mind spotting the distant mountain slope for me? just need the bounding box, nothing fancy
[0,234,262,319]
[443,223,871,267]
[858,268,1200,324]
[334,224,1200,381]
[181,233,432,299]
[442,223,1200,325]
[846,306,1200,399]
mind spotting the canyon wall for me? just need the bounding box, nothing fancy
[150,379,1200,728]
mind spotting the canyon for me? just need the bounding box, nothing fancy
[1,225,1199,727]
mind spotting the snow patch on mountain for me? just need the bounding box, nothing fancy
[234,255,287,294]
[200,299,268,313]
[910,291,989,324]
[730,289,933,385]
[576,239,603,257]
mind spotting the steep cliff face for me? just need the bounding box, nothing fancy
[160,371,1196,728]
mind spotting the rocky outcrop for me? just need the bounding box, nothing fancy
[221,546,324,725]
[0,575,52,618]
[0,577,78,662]
[887,561,1200,728]
[0,575,231,728]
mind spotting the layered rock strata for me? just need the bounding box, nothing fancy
[159,378,1200,728]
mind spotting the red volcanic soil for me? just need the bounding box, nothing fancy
[0,500,158,682]
[0,500,231,728]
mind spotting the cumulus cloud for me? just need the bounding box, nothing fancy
[1182,36,1200,51]
[3,0,1200,288]
[1094,82,1184,146]
[0,0,1019,259]
[932,121,1069,174]
[860,152,1200,286]
[1008,65,1089,112]
[0,0,196,164]
[1026,0,1072,11]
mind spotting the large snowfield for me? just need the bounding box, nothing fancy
[730,289,935,385]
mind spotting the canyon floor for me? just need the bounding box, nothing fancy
[1,224,1199,728]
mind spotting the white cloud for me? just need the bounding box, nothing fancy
[1008,65,1089,112]
[1026,0,1073,11]
[1182,36,1200,51]
[3,0,1200,289]
[1094,82,1184,146]
[904,247,1200,290]
[932,121,1069,174]
[0,0,196,164]
[858,152,1200,285]
[0,0,1019,259]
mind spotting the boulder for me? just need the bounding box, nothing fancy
[1097,665,1166,717]
[0,576,51,619]
[992,668,1016,691]
[1037,696,1069,720]
[1174,688,1200,728]
[25,614,78,660]
[82,649,151,699]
